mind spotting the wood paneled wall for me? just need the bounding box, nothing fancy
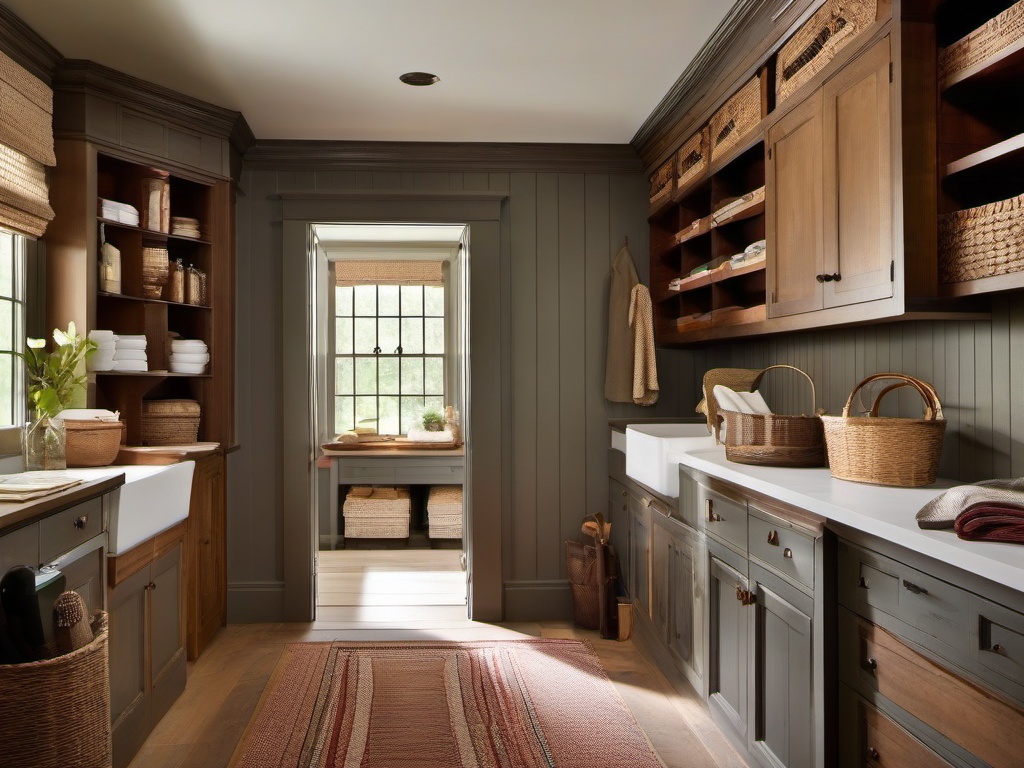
[229,163,704,622]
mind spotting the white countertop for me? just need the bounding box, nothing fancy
[669,446,1024,594]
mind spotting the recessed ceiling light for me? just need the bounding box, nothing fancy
[400,72,440,87]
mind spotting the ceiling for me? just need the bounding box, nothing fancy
[6,0,734,144]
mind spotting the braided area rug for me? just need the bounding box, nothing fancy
[230,639,664,768]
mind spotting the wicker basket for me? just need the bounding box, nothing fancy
[344,486,411,538]
[821,373,946,487]
[720,365,826,468]
[710,76,763,162]
[427,485,463,538]
[939,0,1024,83]
[64,420,124,467]
[0,612,111,768]
[676,128,708,193]
[141,399,201,445]
[776,0,877,103]
[938,192,1024,284]
[649,154,675,207]
[697,367,763,439]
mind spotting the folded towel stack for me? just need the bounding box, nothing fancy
[98,198,139,226]
[113,334,148,372]
[427,485,463,539]
[916,478,1024,543]
[170,216,201,239]
[87,330,117,372]
[169,339,209,374]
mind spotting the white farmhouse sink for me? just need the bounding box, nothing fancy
[625,423,716,497]
[64,462,196,554]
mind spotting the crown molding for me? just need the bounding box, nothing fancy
[0,3,62,84]
[244,140,643,174]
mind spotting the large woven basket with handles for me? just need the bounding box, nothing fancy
[697,367,762,440]
[720,365,826,468]
[821,373,946,487]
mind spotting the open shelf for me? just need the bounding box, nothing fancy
[945,131,1024,177]
[95,371,212,378]
[98,291,211,310]
[716,258,766,282]
[674,216,713,245]
[99,217,211,245]
[942,36,1024,92]
[712,197,765,229]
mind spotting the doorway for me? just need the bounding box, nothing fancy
[311,223,470,625]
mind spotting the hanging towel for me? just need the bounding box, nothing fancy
[629,284,659,406]
[604,244,640,403]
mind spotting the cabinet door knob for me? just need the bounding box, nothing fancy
[621,490,627,497]
[148,582,157,591]
[767,530,779,546]
[992,643,1004,654]
[867,746,879,760]
[705,499,721,523]
[866,657,877,672]
[74,515,88,529]
[783,547,793,559]
[816,272,842,282]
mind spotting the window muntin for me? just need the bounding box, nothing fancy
[0,230,25,447]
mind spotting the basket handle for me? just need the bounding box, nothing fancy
[843,373,943,421]
[750,364,817,415]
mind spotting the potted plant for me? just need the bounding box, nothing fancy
[421,408,446,432]
[16,322,96,470]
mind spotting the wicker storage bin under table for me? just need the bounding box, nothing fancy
[427,485,463,539]
[141,399,200,446]
[64,419,124,467]
[0,612,110,768]
[939,193,1024,284]
[344,486,411,538]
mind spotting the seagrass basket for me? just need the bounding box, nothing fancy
[0,612,110,768]
[821,373,946,487]
[697,367,763,439]
[649,154,675,208]
[710,76,763,162]
[676,128,708,193]
[343,486,411,538]
[720,365,826,468]
[64,419,124,467]
[939,0,1024,83]
[776,0,877,102]
[938,192,1024,284]
[141,398,201,445]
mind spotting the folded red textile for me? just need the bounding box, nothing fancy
[954,502,1024,543]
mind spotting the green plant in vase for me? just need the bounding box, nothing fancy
[16,322,96,470]
[421,408,446,432]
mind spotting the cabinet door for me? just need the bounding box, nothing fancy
[187,453,226,660]
[823,36,894,309]
[608,477,630,592]
[149,543,187,727]
[753,581,813,768]
[708,554,749,739]
[669,533,697,673]
[767,90,825,318]
[629,495,650,615]
[109,566,150,765]
[651,521,671,642]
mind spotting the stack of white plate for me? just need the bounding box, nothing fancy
[87,330,117,371]
[112,335,148,372]
[170,339,209,374]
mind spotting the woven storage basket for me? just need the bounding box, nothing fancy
[821,373,946,487]
[344,487,411,538]
[64,419,124,467]
[697,367,763,439]
[720,365,826,468]
[141,399,200,445]
[710,76,763,162]
[939,0,1024,83]
[938,192,1024,284]
[0,612,110,768]
[649,154,675,207]
[427,485,463,538]
[676,128,708,193]
[776,0,877,102]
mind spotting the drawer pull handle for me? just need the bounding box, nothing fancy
[867,746,879,761]
[858,576,868,589]
[621,490,627,497]
[73,515,88,529]
[735,587,756,606]
[866,657,878,672]
[767,530,780,546]
[902,579,928,595]
[705,499,721,523]
[992,643,1004,655]
[783,547,793,559]
[146,582,157,591]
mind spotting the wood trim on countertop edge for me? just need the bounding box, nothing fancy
[108,519,187,588]
[0,473,124,535]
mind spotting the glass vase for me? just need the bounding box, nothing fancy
[23,415,67,471]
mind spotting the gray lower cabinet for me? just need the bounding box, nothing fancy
[629,491,651,616]
[608,475,630,591]
[110,543,186,768]
[708,540,749,740]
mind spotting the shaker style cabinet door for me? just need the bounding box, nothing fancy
[767,90,825,319]
[629,492,651,616]
[822,35,895,309]
[708,554,750,739]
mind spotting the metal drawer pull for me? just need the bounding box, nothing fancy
[735,587,756,605]
[621,490,627,497]
[866,657,878,671]
[902,579,928,595]
[705,499,721,523]
[73,515,88,529]
[783,547,793,559]
[867,746,879,761]
[767,530,780,546]
[858,576,869,589]
[992,643,1005,655]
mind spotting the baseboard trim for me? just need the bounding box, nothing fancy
[503,580,573,622]
[227,581,286,623]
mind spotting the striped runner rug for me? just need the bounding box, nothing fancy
[230,639,665,768]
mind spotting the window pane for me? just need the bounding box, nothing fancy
[335,357,353,395]
[335,396,354,433]
[401,358,424,394]
[0,356,11,425]
[353,285,377,316]
[424,317,444,355]
[424,286,444,316]
[378,395,399,436]
[378,357,399,395]
[335,286,353,316]
[424,396,445,419]
[424,357,444,395]
[378,318,400,354]
[355,396,378,428]
[401,318,423,354]
[400,285,423,316]
[353,318,376,354]
[0,300,12,351]
[355,358,377,394]
[378,285,400,316]
[401,396,425,434]
[335,318,352,354]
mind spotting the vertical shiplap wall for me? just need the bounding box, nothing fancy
[229,164,703,621]
[702,295,1024,482]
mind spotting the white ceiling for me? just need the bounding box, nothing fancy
[7,0,734,143]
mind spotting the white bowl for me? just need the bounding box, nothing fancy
[170,352,210,364]
[170,361,207,374]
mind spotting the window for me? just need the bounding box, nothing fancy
[0,230,26,449]
[333,282,446,435]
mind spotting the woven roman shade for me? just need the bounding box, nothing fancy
[0,49,55,238]
[334,260,444,286]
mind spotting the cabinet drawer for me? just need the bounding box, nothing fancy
[748,510,815,590]
[699,485,747,552]
[857,693,952,768]
[39,497,103,564]
[851,616,1024,768]
[971,595,1024,690]
[0,523,39,572]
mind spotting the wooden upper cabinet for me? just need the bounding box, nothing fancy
[767,91,824,319]
[823,36,895,310]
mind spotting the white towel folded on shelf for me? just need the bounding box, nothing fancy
[113,349,148,361]
[111,360,148,372]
